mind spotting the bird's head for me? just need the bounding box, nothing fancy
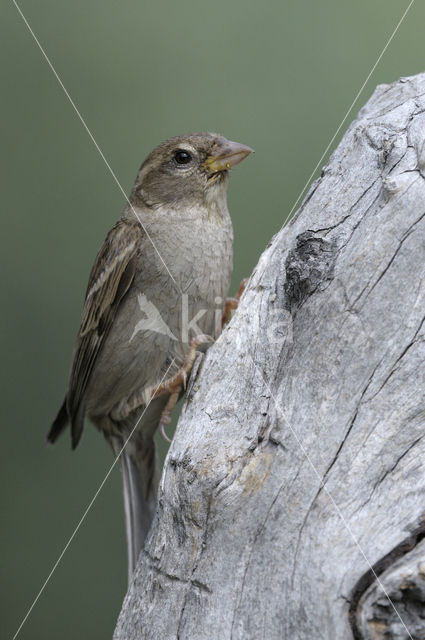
[130,132,253,209]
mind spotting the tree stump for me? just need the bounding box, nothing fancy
[114,72,425,640]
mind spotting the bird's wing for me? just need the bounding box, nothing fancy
[67,218,143,447]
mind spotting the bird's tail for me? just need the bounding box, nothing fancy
[47,398,69,443]
[47,397,86,450]
[110,407,160,584]
[120,447,157,581]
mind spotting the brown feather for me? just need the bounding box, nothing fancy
[67,219,142,445]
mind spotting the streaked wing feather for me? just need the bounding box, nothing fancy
[67,219,142,424]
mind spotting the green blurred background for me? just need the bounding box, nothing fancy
[1,1,423,637]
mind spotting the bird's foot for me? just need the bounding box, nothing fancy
[158,391,180,443]
[154,334,213,397]
[154,334,214,442]
[221,277,248,328]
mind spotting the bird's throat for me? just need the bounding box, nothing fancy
[205,178,230,224]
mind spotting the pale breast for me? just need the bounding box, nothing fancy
[85,204,233,419]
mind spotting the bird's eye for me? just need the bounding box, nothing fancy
[174,149,192,165]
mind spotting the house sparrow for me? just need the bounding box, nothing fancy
[48,132,253,580]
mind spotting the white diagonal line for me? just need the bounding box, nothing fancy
[282,0,416,225]
[12,0,181,293]
[11,359,176,640]
[250,355,414,640]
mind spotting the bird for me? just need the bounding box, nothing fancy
[48,132,253,581]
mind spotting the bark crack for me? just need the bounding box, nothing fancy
[370,435,424,496]
[354,207,425,308]
[176,494,214,638]
[143,552,212,594]
[366,314,425,403]
[289,360,383,581]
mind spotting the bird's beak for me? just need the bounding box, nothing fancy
[204,139,254,174]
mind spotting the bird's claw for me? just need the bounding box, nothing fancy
[221,277,248,328]
[159,420,172,443]
[154,334,214,442]
[153,334,213,400]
